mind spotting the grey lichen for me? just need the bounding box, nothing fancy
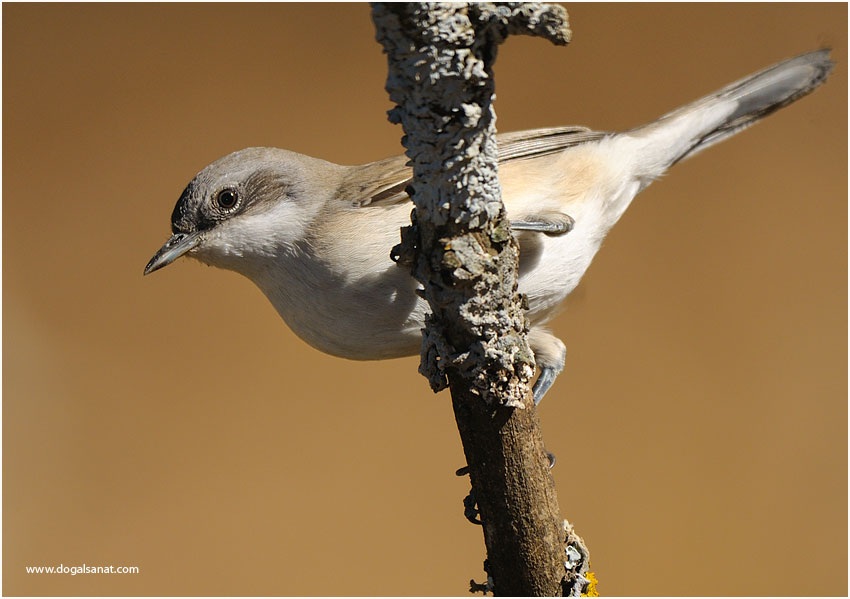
[562,519,593,597]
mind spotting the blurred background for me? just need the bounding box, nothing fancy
[3,3,846,596]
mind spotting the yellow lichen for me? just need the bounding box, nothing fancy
[582,571,599,597]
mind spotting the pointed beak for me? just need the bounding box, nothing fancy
[144,231,202,275]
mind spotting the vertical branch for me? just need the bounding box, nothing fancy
[372,3,590,596]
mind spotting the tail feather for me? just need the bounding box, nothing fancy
[630,49,834,171]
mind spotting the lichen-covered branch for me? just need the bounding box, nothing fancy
[374,2,544,407]
[372,3,589,596]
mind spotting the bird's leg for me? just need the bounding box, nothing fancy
[527,330,566,468]
[532,365,560,405]
[528,330,566,405]
[534,372,562,468]
[512,211,575,235]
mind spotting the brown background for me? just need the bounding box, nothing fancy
[3,3,847,596]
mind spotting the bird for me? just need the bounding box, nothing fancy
[145,49,833,405]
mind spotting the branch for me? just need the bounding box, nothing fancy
[372,3,590,596]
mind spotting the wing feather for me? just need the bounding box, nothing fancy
[342,126,608,207]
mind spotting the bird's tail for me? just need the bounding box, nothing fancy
[628,49,834,174]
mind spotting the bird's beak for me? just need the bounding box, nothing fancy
[144,231,201,275]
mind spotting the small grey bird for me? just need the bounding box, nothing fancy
[145,50,833,404]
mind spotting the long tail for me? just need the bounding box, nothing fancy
[628,49,834,175]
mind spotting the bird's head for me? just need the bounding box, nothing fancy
[144,147,344,276]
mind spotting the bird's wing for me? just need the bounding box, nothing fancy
[496,126,607,162]
[344,126,608,207]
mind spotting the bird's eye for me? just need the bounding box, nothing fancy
[216,188,239,210]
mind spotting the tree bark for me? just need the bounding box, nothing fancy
[372,3,591,596]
